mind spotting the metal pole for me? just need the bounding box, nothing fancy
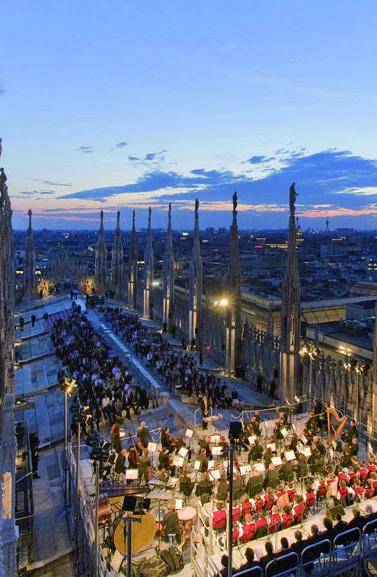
[64,391,68,507]
[127,516,132,577]
[76,421,81,500]
[309,357,312,411]
[227,443,234,577]
[94,461,100,577]
[75,421,81,571]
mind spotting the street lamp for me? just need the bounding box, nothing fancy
[214,296,230,309]
[299,344,318,409]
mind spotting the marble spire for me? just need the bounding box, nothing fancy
[162,203,175,332]
[188,199,203,350]
[279,183,301,402]
[143,207,154,319]
[94,210,107,293]
[0,147,17,577]
[372,300,377,439]
[24,209,35,299]
[128,210,138,309]
[225,192,241,375]
[111,211,124,299]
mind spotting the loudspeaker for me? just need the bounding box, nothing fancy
[122,495,137,512]
[229,421,243,442]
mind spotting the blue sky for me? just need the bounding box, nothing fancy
[2,0,377,229]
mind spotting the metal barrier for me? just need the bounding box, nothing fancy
[233,566,263,577]
[265,552,299,577]
[363,518,377,562]
[300,539,332,576]
[332,528,361,576]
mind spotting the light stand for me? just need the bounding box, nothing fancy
[89,444,110,577]
[227,442,234,577]
[227,421,242,577]
[125,515,142,577]
[94,460,100,577]
[61,376,78,508]
[64,389,68,506]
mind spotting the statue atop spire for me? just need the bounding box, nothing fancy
[279,183,301,402]
[289,182,297,213]
[94,210,107,293]
[188,199,203,350]
[111,210,124,299]
[162,203,175,333]
[233,190,238,212]
[24,209,36,299]
[225,192,241,375]
[143,207,154,319]
[128,209,138,309]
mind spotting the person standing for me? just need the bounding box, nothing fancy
[137,421,149,448]
[138,448,150,485]
[30,432,40,479]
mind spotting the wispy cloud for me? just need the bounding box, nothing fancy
[127,149,167,163]
[114,141,128,149]
[243,155,275,165]
[28,178,72,187]
[334,186,377,196]
[75,146,94,154]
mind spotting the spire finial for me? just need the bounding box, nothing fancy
[132,209,136,228]
[116,210,120,228]
[168,203,172,225]
[195,198,199,217]
[233,191,238,213]
[28,209,32,228]
[148,206,152,227]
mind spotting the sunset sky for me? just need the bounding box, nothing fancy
[2,0,377,230]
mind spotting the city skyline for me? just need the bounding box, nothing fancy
[2,0,377,229]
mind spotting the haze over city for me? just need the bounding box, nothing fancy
[2,0,377,230]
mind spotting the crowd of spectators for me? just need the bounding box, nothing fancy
[103,305,239,409]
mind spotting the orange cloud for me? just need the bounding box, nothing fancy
[298,206,377,218]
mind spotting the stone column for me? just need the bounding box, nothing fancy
[111,211,124,299]
[128,210,138,310]
[143,207,154,319]
[225,192,241,376]
[24,209,35,299]
[162,203,175,332]
[279,183,301,402]
[94,210,107,294]
[188,199,203,350]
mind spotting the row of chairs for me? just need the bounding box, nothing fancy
[232,520,377,577]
